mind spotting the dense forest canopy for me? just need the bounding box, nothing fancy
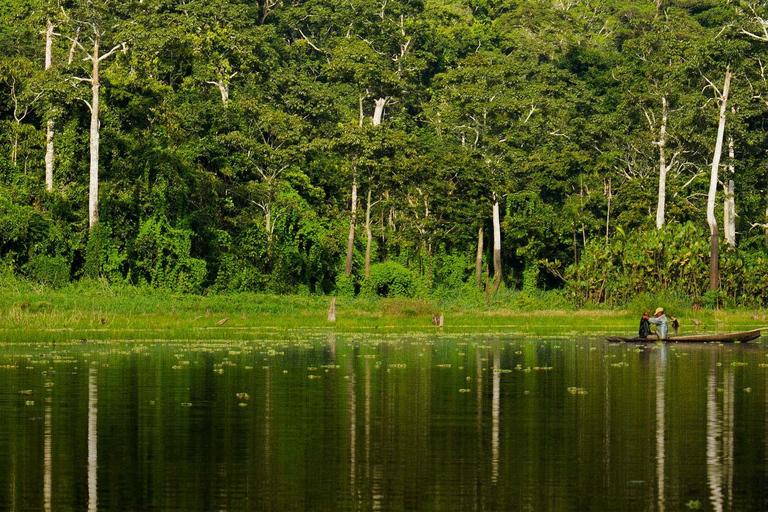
[3,0,768,306]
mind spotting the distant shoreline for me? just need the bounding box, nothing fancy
[1,280,765,343]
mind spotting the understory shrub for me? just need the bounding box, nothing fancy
[361,262,422,298]
[26,253,69,288]
[567,222,768,307]
[133,216,206,292]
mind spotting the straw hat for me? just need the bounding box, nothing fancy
[654,307,664,315]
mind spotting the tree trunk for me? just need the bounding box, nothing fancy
[724,179,735,247]
[605,176,611,244]
[765,190,768,247]
[475,226,484,288]
[45,20,55,191]
[724,133,736,246]
[490,196,502,294]
[372,98,387,126]
[344,168,358,276]
[89,37,101,230]
[655,96,668,230]
[358,93,365,128]
[707,67,731,292]
[364,188,372,279]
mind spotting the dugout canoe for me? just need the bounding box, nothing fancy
[606,328,765,343]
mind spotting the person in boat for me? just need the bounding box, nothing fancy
[638,312,653,339]
[648,307,668,340]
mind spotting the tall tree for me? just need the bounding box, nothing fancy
[707,67,731,292]
[68,0,127,229]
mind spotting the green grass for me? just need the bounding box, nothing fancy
[0,278,766,343]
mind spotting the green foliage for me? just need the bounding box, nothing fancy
[26,253,69,288]
[334,273,356,298]
[133,217,207,293]
[569,222,768,308]
[361,262,422,298]
[0,0,767,307]
[84,223,128,282]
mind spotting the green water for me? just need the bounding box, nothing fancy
[0,334,766,511]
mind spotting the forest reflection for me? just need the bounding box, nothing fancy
[0,336,765,511]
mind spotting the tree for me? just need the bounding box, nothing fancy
[67,0,128,229]
[706,67,731,292]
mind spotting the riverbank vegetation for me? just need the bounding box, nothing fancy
[1,278,766,343]
[3,1,768,307]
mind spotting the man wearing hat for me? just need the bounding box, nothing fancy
[648,307,668,340]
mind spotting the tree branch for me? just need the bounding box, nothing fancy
[298,29,324,52]
[99,42,126,62]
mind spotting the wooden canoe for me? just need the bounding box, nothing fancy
[606,328,764,343]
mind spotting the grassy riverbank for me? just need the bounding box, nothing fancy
[1,279,766,343]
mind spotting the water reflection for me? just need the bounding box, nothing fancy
[656,344,666,512]
[706,359,737,512]
[0,336,766,511]
[491,345,500,485]
[88,367,98,512]
[347,356,357,501]
[44,399,52,512]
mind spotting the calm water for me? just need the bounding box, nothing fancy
[1,333,767,511]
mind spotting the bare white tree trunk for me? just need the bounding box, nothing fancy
[68,27,80,65]
[206,73,236,106]
[89,38,101,229]
[475,226,484,288]
[765,191,768,249]
[490,195,502,294]
[707,68,731,292]
[655,96,668,230]
[724,179,735,246]
[364,188,372,279]
[372,98,387,126]
[45,20,55,191]
[344,168,358,276]
[724,134,736,246]
[605,176,611,244]
[359,93,365,128]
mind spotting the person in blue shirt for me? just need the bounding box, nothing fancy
[648,307,668,340]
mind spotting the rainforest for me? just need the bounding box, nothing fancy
[3,0,768,308]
